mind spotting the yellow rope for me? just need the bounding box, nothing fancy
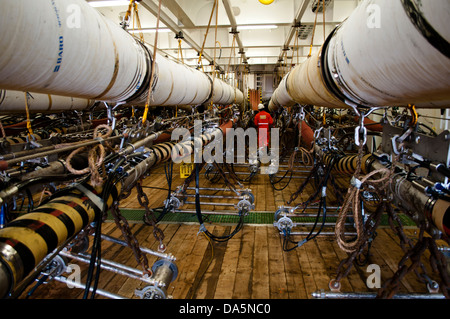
[291,28,299,69]
[226,35,236,78]
[198,0,218,72]
[132,3,145,43]
[322,0,326,43]
[177,39,184,63]
[308,0,321,57]
[210,0,219,110]
[408,104,418,127]
[24,92,34,138]
[226,35,237,104]
[124,0,134,25]
[143,0,162,125]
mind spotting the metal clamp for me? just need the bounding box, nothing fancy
[235,198,254,213]
[74,183,105,212]
[274,216,294,232]
[351,176,363,189]
[314,127,323,140]
[391,135,401,155]
[298,107,306,121]
[164,194,181,211]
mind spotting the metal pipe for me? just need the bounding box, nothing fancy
[184,201,236,207]
[186,186,238,192]
[174,209,241,216]
[312,290,446,299]
[53,275,125,299]
[99,234,176,261]
[174,194,243,199]
[269,0,450,111]
[292,222,353,227]
[135,259,178,299]
[288,232,357,236]
[279,206,341,211]
[0,135,122,170]
[58,250,157,285]
[284,213,341,217]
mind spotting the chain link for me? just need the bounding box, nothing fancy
[136,182,166,250]
[377,209,450,298]
[110,200,151,275]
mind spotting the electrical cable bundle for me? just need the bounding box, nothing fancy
[142,160,174,224]
[194,163,244,242]
[83,154,126,299]
[282,156,337,251]
[229,163,258,183]
[269,168,293,191]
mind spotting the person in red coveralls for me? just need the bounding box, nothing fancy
[253,103,274,151]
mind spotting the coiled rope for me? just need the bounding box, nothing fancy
[65,124,113,187]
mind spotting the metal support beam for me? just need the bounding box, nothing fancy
[222,0,248,64]
[161,0,196,28]
[277,0,311,63]
[139,0,222,72]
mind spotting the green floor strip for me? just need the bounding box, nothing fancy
[109,209,416,226]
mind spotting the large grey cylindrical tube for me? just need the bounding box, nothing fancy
[210,77,244,105]
[324,0,450,109]
[0,0,150,103]
[268,73,296,112]
[0,90,94,114]
[269,0,450,110]
[129,53,212,107]
[0,0,243,109]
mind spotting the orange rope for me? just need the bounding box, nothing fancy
[198,0,218,71]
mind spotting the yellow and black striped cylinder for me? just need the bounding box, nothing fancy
[150,141,176,164]
[5,136,28,145]
[323,153,372,176]
[0,181,121,298]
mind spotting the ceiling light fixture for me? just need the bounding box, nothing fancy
[88,1,130,7]
[236,25,278,30]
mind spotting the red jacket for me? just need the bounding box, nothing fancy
[254,110,273,147]
[254,110,273,128]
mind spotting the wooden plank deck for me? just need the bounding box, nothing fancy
[20,222,445,299]
[18,162,448,299]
